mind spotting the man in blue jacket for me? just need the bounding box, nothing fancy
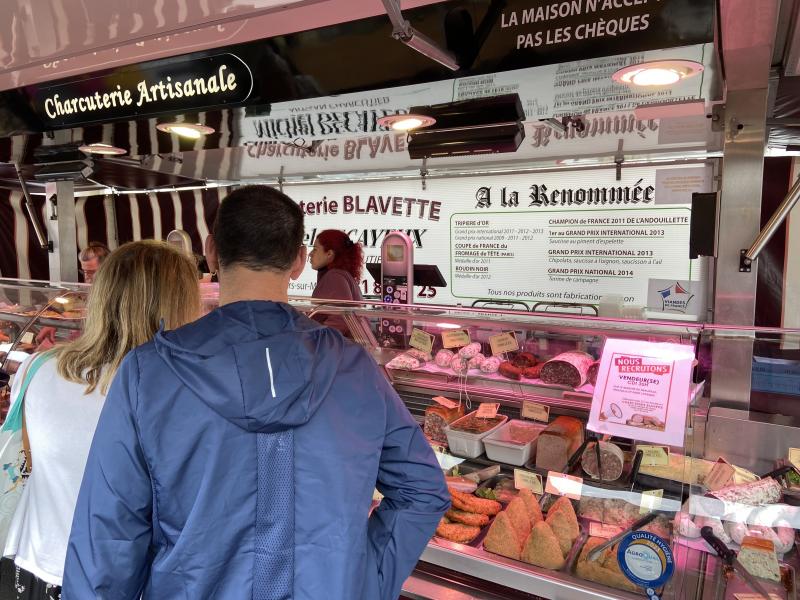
[63,185,450,599]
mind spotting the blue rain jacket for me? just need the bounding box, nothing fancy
[62,301,449,600]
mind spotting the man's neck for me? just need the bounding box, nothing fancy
[217,266,291,306]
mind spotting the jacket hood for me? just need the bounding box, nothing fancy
[153,301,344,433]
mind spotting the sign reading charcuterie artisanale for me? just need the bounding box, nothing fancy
[30,53,253,127]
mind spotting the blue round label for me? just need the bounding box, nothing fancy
[617,531,674,589]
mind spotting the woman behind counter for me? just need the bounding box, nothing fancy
[310,230,364,302]
[1,240,201,600]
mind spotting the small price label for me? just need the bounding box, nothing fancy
[409,328,434,354]
[432,396,458,410]
[545,471,583,500]
[640,489,663,514]
[789,448,800,470]
[589,522,623,539]
[489,332,519,356]
[514,469,543,494]
[638,445,670,467]
[441,329,471,349]
[521,401,550,423]
[20,332,34,345]
[476,403,500,419]
[705,458,736,491]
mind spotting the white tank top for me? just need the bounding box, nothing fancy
[3,356,106,586]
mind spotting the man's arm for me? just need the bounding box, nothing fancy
[62,353,153,599]
[367,371,450,600]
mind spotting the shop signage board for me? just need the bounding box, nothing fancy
[287,164,711,308]
[239,44,711,152]
[29,53,253,128]
[587,338,696,447]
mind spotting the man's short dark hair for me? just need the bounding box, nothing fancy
[214,185,304,272]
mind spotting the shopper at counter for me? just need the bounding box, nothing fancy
[63,185,449,600]
[77,242,110,284]
[1,241,200,600]
[310,229,364,302]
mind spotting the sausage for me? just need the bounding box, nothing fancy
[588,361,600,385]
[539,351,595,388]
[511,352,537,368]
[498,361,522,380]
[522,364,543,379]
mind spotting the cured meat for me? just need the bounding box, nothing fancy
[458,342,482,359]
[539,351,595,388]
[451,357,469,375]
[587,361,600,386]
[522,364,543,379]
[511,352,537,368]
[710,477,782,505]
[498,361,523,380]
[581,441,624,481]
[435,349,455,368]
[480,357,501,373]
[424,404,464,444]
[535,416,584,472]
[386,354,421,370]
[468,353,486,370]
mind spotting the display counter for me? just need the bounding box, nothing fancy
[1,281,798,600]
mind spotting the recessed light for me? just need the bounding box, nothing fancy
[612,60,704,87]
[377,113,436,131]
[436,322,461,329]
[78,143,127,155]
[156,122,215,138]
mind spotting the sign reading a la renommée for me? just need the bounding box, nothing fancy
[30,53,253,127]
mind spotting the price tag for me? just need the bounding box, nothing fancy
[476,403,500,419]
[545,471,583,500]
[514,469,543,494]
[521,401,550,423]
[638,445,670,467]
[489,332,519,356]
[640,489,663,514]
[409,328,434,354]
[432,396,458,410]
[589,522,623,539]
[789,448,800,470]
[441,329,471,349]
[705,458,736,491]
[20,332,34,345]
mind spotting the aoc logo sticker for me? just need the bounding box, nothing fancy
[617,531,674,599]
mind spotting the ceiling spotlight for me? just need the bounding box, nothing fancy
[156,123,215,138]
[377,113,436,131]
[78,143,127,155]
[612,60,704,87]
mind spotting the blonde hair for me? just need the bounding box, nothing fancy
[56,240,200,394]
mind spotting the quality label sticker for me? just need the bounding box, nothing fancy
[617,531,674,595]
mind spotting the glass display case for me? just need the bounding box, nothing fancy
[2,281,799,600]
[0,279,87,419]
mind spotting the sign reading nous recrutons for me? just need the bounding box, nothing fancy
[30,53,253,127]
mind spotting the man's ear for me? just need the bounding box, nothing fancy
[204,235,219,273]
[290,246,307,280]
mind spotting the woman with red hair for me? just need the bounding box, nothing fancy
[310,230,364,303]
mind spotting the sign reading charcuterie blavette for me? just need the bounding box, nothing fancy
[30,53,253,127]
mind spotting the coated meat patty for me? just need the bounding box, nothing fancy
[436,519,482,543]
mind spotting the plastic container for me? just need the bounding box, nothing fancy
[483,420,547,466]
[445,411,508,459]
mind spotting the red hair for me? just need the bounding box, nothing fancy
[316,229,363,280]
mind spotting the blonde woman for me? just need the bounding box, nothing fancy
[1,240,200,600]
